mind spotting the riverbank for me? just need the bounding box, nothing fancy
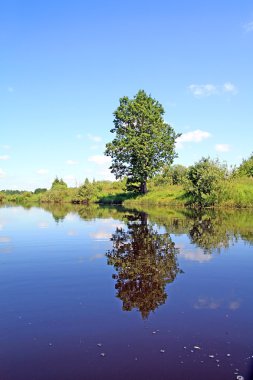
[1,177,253,208]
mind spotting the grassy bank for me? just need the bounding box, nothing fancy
[221,177,253,208]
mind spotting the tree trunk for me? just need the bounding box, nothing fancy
[140,181,147,194]
[140,212,148,226]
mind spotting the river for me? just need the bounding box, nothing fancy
[0,204,252,380]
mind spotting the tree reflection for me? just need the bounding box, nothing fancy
[106,212,181,319]
[187,211,231,253]
[41,203,73,223]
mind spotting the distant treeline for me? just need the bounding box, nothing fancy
[1,188,47,195]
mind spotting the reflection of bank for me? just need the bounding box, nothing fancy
[106,212,181,319]
[187,212,231,254]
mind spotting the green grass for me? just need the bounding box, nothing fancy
[221,177,253,208]
[123,185,186,207]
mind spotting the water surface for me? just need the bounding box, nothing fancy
[0,204,252,380]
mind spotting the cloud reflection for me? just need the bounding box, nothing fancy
[0,247,12,254]
[194,297,241,311]
[229,300,240,310]
[0,236,11,243]
[178,245,213,263]
[90,253,105,261]
[67,230,78,236]
[38,222,49,229]
[90,231,112,241]
[194,297,221,310]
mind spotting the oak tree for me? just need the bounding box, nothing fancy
[105,90,180,194]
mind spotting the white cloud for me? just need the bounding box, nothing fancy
[66,159,78,165]
[88,155,111,165]
[37,169,49,175]
[243,21,253,32]
[188,82,237,97]
[188,84,217,97]
[223,82,237,95]
[0,168,6,178]
[215,144,231,153]
[0,155,10,161]
[87,134,102,143]
[176,129,211,148]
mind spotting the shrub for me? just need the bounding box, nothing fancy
[74,182,98,203]
[185,157,228,207]
[0,192,6,203]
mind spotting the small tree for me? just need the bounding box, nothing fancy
[186,157,228,207]
[76,182,97,203]
[105,90,180,194]
[51,177,68,189]
[34,188,47,194]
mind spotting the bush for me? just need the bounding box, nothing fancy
[185,157,228,207]
[0,192,6,202]
[75,182,97,203]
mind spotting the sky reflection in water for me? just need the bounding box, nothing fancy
[0,204,252,380]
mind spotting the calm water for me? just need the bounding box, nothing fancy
[0,204,253,380]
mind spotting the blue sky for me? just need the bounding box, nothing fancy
[1,0,253,190]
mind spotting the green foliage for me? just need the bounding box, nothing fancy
[40,185,77,204]
[187,211,230,253]
[51,177,68,189]
[152,164,188,186]
[185,157,228,207]
[34,188,47,194]
[0,192,6,202]
[105,90,180,194]
[75,182,97,203]
[235,153,253,177]
[221,177,253,207]
[1,189,29,195]
[169,164,188,185]
[40,189,68,203]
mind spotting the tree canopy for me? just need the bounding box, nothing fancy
[51,177,68,189]
[105,90,180,194]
